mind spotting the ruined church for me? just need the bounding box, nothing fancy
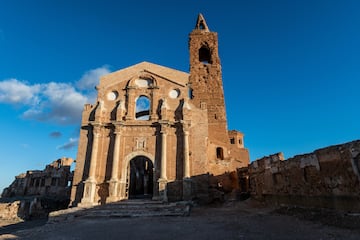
[70,14,249,206]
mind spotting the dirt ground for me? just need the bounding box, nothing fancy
[1,199,360,240]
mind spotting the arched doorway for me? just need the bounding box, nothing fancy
[128,156,154,199]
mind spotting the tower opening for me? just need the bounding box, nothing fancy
[199,46,211,64]
[199,21,206,30]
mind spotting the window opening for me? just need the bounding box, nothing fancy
[303,168,308,182]
[135,96,150,120]
[188,88,193,99]
[51,178,57,186]
[199,46,211,64]
[230,138,235,144]
[272,174,278,184]
[40,178,45,187]
[216,147,224,160]
[35,178,40,187]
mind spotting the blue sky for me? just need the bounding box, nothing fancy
[1,0,360,192]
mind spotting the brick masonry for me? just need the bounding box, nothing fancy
[246,140,360,211]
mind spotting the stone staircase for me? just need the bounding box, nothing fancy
[48,200,191,222]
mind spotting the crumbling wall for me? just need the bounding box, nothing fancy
[2,157,73,199]
[1,158,74,220]
[249,140,360,211]
[0,201,23,221]
[0,197,68,220]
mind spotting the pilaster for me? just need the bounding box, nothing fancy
[80,124,102,206]
[107,123,123,203]
[158,122,169,202]
[183,122,191,178]
[160,124,168,180]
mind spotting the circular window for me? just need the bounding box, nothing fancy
[107,91,118,101]
[169,89,180,99]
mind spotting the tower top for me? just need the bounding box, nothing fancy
[194,13,210,32]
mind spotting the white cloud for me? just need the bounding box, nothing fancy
[0,66,110,125]
[21,82,88,124]
[57,138,79,150]
[76,65,111,90]
[0,79,40,105]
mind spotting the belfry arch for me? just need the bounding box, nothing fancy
[199,45,211,64]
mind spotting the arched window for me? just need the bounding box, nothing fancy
[135,96,150,120]
[199,46,211,64]
[216,147,224,160]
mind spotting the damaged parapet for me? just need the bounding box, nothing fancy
[2,157,74,199]
[247,140,360,212]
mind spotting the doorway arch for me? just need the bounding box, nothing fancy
[128,156,154,199]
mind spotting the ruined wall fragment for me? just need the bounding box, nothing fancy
[248,140,360,211]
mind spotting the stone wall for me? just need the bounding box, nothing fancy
[1,158,74,220]
[2,157,73,200]
[248,140,360,212]
[0,201,23,221]
[0,197,70,220]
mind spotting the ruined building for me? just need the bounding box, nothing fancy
[2,157,73,200]
[1,157,73,219]
[70,14,250,206]
[240,140,360,211]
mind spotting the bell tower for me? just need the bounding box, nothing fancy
[188,13,229,143]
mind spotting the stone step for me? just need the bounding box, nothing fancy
[48,201,191,222]
[94,200,165,209]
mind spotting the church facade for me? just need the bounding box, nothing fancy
[70,14,249,206]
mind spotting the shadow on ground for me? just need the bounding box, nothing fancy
[0,219,47,236]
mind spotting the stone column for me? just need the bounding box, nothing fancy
[80,124,101,206]
[183,129,190,178]
[88,129,100,181]
[182,122,192,200]
[160,128,167,180]
[107,124,122,203]
[158,123,168,202]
